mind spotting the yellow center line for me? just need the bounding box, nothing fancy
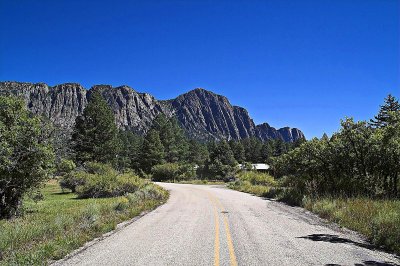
[207,192,238,266]
[207,193,220,266]
[213,203,220,266]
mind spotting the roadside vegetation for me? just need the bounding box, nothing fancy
[0,93,169,265]
[0,180,167,265]
[230,95,400,254]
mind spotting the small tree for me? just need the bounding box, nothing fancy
[72,91,119,164]
[370,94,400,128]
[0,96,54,218]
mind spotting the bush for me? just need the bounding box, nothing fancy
[58,162,145,198]
[59,171,87,193]
[56,159,76,176]
[237,171,277,186]
[0,96,55,219]
[127,183,169,205]
[75,163,144,198]
[151,163,195,182]
[58,160,81,192]
[151,163,179,181]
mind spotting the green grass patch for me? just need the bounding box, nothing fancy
[0,180,168,265]
[303,197,400,255]
[228,171,277,197]
[228,180,271,196]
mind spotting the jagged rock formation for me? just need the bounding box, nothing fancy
[0,82,305,142]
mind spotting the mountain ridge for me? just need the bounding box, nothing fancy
[0,81,305,142]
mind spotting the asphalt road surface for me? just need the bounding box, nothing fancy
[55,183,400,266]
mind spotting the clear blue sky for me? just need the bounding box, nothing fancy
[0,0,399,138]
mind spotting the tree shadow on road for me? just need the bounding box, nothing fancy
[298,234,374,250]
[299,234,399,266]
[326,262,399,266]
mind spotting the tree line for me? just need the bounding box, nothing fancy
[274,94,400,199]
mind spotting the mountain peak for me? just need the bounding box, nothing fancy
[0,81,305,142]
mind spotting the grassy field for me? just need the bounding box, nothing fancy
[0,180,168,265]
[228,180,400,255]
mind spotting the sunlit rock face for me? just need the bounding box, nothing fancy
[0,82,305,142]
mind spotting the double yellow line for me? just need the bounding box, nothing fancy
[207,192,238,266]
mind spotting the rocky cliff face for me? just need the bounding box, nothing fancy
[0,82,305,142]
[88,85,168,134]
[166,88,257,141]
[0,82,87,130]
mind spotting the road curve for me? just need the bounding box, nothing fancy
[55,183,399,266]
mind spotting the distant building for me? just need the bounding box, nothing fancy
[238,163,270,171]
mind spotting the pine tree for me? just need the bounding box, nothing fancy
[229,140,245,163]
[206,140,237,179]
[140,129,165,172]
[72,91,119,164]
[151,114,189,163]
[370,94,400,128]
[273,138,287,157]
[188,139,209,166]
[260,141,273,162]
[242,137,262,162]
[117,130,143,171]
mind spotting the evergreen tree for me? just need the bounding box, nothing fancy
[370,94,400,128]
[206,140,237,179]
[273,138,287,157]
[260,141,273,162]
[72,91,119,164]
[117,130,143,171]
[140,129,165,172]
[242,137,262,162]
[151,114,189,163]
[188,139,209,166]
[229,140,245,163]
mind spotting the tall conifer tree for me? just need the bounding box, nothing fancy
[72,91,119,164]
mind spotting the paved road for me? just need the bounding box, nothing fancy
[55,183,400,266]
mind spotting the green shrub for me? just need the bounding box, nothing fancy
[237,171,276,186]
[56,159,76,176]
[114,198,130,212]
[127,183,169,205]
[371,210,400,251]
[62,162,145,198]
[151,163,196,182]
[59,172,86,193]
[151,163,179,181]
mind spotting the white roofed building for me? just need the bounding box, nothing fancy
[238,163,270,171]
